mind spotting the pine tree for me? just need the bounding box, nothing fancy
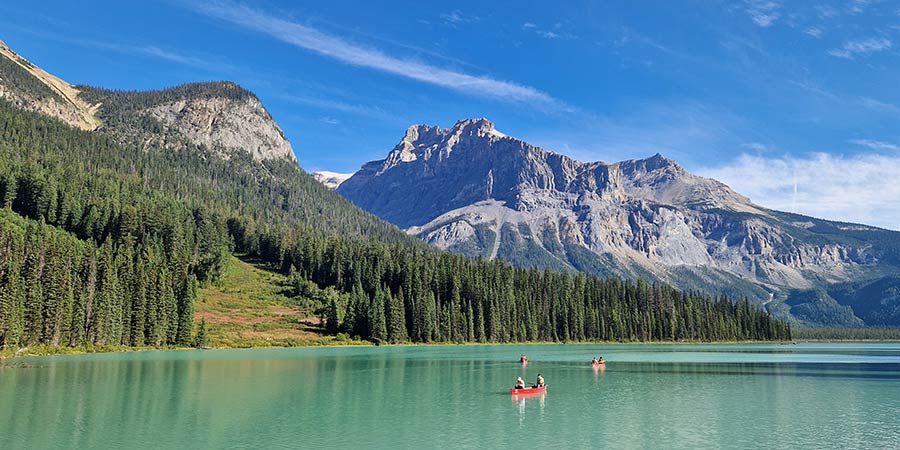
[369,287,387,342]
[175,274,197,346]
[194,319,207,348]
[387,289,408,343]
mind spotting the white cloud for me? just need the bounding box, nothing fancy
[538,31,560,39]
[522,22,575,40]
[192,2,567,110]
[440,10,479,25]
[804,26,823,38]
[859,96,900,114]
[319,116,340,125]
[849,139,900,152]
[745,0,781,27]
[742,142,770,152]
[828,37,892,59]
[281,95,409,125]
[699,153,900,230]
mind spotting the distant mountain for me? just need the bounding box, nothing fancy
[338,118,900,327]
[312,171,354,190]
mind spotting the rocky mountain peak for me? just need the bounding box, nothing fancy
[333,118,900,328]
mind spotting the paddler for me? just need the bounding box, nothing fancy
[534,373,545,388]
[515,376,526,389]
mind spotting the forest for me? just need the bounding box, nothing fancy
[0,94,791,349]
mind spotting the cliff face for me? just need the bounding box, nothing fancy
[338,119,900,326]
[143,92,296,162]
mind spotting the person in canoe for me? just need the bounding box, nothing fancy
[515,376,526,389]
[520,354,528,363]
[534,373,545,388]
[598,356,605,364]
[591,357,598,365]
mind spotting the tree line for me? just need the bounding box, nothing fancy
[237,225,791,343]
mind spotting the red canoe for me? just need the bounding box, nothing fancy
[511,385,547,395]
[592,362,605,367]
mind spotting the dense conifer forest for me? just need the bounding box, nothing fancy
[0,94,791,350]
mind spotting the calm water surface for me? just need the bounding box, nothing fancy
[2,343,900,449]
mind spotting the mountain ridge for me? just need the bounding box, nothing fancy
[336,118,900,327]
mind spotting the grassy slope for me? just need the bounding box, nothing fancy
[195,256,363,348]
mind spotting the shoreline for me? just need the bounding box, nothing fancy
[0,339,800,361]
[7,338,900,361]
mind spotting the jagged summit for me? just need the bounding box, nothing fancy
[336,119,900,326]
[341,118,743,227]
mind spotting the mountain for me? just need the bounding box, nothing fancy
[337,118,900,327]
[0,40,789,351]
[312,171,354,190]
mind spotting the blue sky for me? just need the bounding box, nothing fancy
[2,1,900,229]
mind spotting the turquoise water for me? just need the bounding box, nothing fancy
[2,343,900,449]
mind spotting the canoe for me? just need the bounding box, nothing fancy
[511,385,547,395]
[592,362,605,367]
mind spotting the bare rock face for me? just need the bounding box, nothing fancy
[339,118,900,326]
[0,39,101,131]
[146,94,296,162]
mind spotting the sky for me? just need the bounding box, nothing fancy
[2,0,899,230]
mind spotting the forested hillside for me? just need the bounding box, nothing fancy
[0,97,790,349]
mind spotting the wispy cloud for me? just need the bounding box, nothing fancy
[744,0,782,27]
[700,153,900,230]
[848,0,875,15]
[318,116,340,125]
[531,101,745,166]
[537,30,560,39]
[804,26,823,38]
[742,142,771,152]
[522,22,575,40]
[440,10,480,25]
[190,2,568,110]
[859,96,900,113]
[0,23,229,72]
[849,139,900,152]
[281,95,409,124]
[828,37,892,59]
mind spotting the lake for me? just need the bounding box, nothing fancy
[2,343,900,449]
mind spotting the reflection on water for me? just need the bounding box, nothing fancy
[1,343,899,450]
[513,392,546,425]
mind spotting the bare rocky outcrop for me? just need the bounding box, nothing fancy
[146,94,296,162]
[0,39,101,131]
